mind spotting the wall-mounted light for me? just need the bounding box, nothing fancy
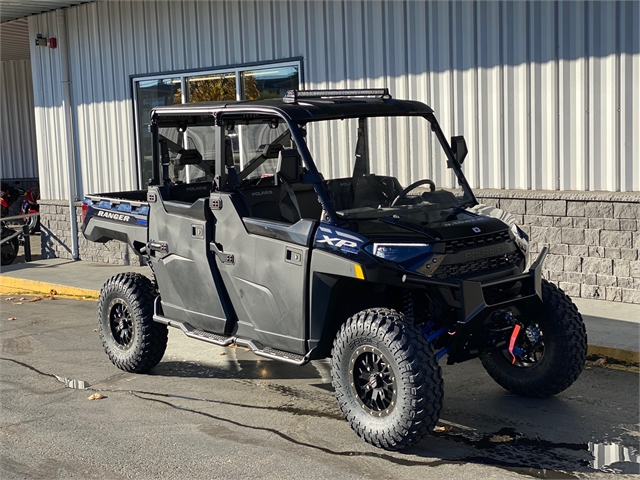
[35,33,47,47]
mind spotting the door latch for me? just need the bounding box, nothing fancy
[191,224,204,239]
[285,247,303,266]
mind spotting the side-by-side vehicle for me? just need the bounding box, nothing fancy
[82,89,587,450]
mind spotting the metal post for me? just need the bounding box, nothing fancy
[22,223,31,262]
[57,10,79,259]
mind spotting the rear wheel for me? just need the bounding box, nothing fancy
[24,214,40,234]
[480,279,587,397]
[331,308,443,450]
[97,273,168,373]
[1,228,19,266]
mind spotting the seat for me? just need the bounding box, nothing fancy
[325,175,403,211]
[325,177,355,210]
[275,149,301,185]
[175,149,203,165]
[275,150,322,221]
[353,175,403,208]
[240,185,285,222]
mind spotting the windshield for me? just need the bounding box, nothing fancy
[304,115,475,220]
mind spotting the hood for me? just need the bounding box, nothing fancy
[342,207,511,243]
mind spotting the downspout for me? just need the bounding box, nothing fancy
[57,10,79,259]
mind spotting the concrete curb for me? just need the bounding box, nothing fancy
[1,275,638,366]
[0,276,99,299]
[587,345,640,366]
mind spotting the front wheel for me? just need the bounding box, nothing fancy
[480,279,587,397]
[97,273,168,373]
[331,308,443,450]
[1,228,19,266]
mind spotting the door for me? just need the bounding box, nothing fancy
[210,193,313,355]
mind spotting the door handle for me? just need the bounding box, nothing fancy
[148,240,168,253]
[210,242,235,265]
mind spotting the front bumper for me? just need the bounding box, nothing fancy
[402,247,548,364]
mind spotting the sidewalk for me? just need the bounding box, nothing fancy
[1,258,638,365]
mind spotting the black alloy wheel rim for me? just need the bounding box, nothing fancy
[350,345,397,417]
[505,323,545,368]
[109,299,134,349]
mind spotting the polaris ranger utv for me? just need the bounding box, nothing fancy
[82,89,587,450]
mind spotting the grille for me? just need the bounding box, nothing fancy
[433,251,523,279]
[445,231,511,253]
[483,281,523,304]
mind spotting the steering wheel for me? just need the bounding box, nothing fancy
[391,179,436,206]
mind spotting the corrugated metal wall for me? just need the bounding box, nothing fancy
[0,59,39,179]
[29,1,640,200]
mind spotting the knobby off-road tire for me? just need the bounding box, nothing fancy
[331,308,443,450]
[97,273,168,373]
[480,279,587,397]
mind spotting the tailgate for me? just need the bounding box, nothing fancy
[82,194,149,253]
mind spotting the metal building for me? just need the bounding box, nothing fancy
[1,1,639,302]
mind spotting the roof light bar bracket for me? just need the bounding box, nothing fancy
[283,88,391,103]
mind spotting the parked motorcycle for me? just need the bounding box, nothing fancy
[21,187,40,234]
[1,181,40,234]
[0,181,22,217]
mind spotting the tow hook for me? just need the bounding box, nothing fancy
[505,312,521,365]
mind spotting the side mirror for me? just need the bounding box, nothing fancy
[451,136,468,165]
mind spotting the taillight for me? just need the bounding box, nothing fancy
[81,203,89,222]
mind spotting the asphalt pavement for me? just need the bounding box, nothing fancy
[0,297,638,479]
[1,256,638,364]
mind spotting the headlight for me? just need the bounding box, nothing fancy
[370,243,431,263]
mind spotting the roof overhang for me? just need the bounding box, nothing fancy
[0,1,94,24]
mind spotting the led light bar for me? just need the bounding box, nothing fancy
[283,88,391,103]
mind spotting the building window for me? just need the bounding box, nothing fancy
[132,61,300,188]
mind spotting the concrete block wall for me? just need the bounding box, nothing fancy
[476,190,640,304]
[39,200,142,266]
[39,190,640,303]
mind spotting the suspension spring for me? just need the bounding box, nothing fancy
[403,291,415,323]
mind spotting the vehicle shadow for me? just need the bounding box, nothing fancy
[150,358,324,380]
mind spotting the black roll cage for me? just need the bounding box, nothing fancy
[149,99,478,225]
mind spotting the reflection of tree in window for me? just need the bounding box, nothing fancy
[172,89,182,104]
[243,68,299,100]
[187,74,258,102]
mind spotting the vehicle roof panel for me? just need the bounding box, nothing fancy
[151,97,433,122]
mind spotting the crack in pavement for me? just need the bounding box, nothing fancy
[0,356,585,478]
[0,356,455,469]
[1,356,343,420]
[0,357,57,379]
[128,391,460,469]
